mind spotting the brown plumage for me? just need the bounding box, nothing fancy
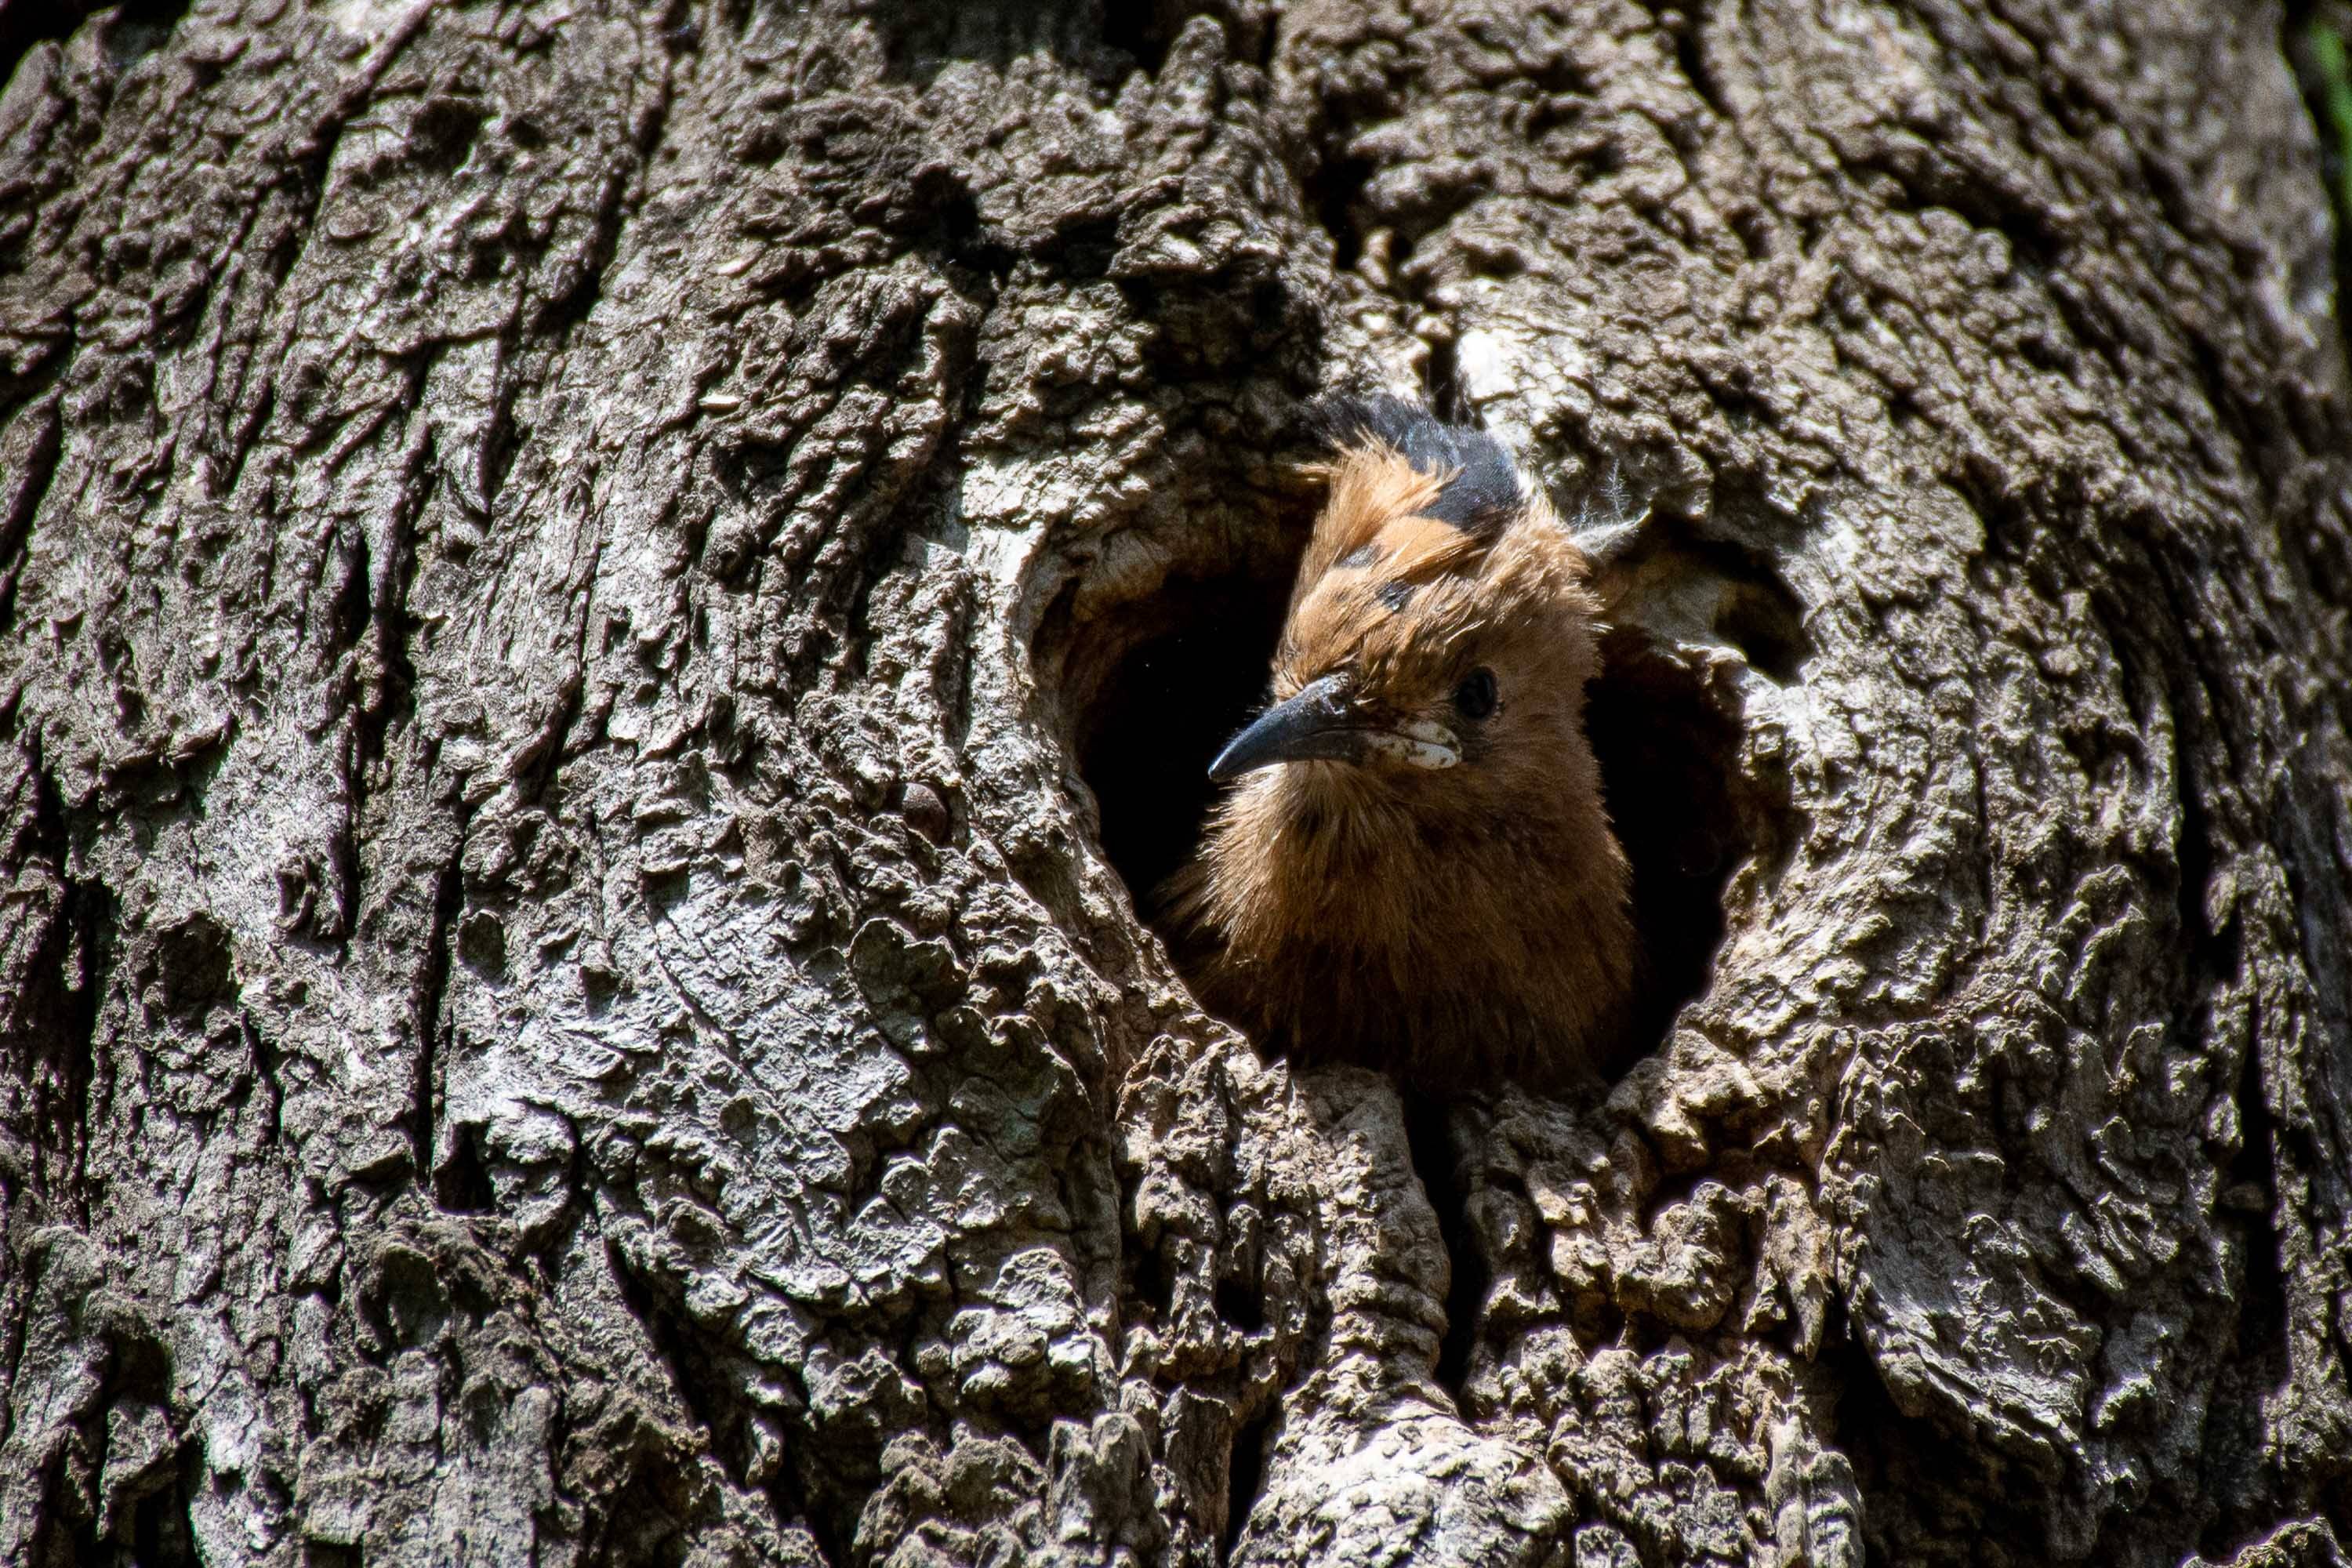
[1163,397,1637,1089]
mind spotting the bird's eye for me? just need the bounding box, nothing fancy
[1454,668,1497,720]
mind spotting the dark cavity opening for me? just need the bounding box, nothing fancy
[1052,443,1767,1080]
[1305,153,1374,274]
[1213,1273,1266,1334]
[433,1120,497,1214]
[1222,1401,1275,1562]
[1586,630,1750,1047]
[1405,1098,1486,1394]
[1131,1237,1176,1321]
[1065,568,1291,909]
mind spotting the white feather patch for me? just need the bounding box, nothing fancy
[1366,728,1461,769]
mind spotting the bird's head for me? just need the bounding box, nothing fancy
[1208,397,1617,817]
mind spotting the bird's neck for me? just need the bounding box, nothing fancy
[1191,751,1640,1082]
[1218,760,1628,933]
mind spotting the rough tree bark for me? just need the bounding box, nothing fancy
[2,1,2349,1565]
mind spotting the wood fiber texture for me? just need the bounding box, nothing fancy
[0,1,2347,1565]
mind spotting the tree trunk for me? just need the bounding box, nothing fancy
[2,1,2348,1564]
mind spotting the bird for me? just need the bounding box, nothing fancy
[1160,395,1640,1091]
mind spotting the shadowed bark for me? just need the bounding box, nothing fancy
[2,2,2348,1565]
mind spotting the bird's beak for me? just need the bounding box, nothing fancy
[1208,674,1363,781]
[1207,674,1464,781]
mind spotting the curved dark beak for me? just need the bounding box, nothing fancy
[1208,673,1362,781]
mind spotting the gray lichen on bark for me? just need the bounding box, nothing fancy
[1,2,2348,1566]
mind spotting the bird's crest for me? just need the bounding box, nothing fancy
[1294,394,1652,614]
[1293,395,1520,589]
[1306,395,1523,535]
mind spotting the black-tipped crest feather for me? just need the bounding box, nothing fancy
[1307,394,1522,535]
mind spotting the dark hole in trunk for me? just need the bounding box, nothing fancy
[1222,1401,1276,1563]
[1405,1098,1486,1394]
[1047,438,1785,1084]
[1213,1274,1268,1334]
[1067,572,1755,1077]
[1586,630,1749,1047]
[1072,569,1290,911]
